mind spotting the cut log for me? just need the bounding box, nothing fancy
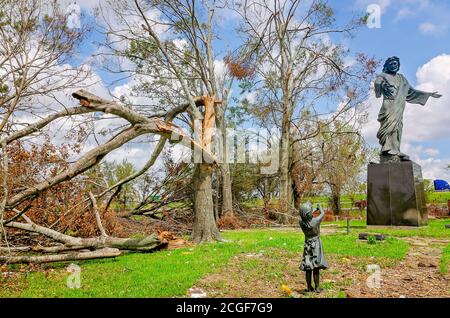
[0,248,121,264]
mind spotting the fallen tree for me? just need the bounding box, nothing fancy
[1,197,167,264]
[0,89,215,264]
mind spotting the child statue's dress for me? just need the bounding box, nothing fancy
[299,209,328,271]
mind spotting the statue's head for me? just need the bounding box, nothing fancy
[383,56,400,74]
[300,202,313,221]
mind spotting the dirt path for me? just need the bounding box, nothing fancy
[347,237,449,298]
[192,237,450,298]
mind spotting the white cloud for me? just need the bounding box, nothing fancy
[424,148,440,157]
[403,54,450,142]
[394,8,415,22]
[402,144,450,180]
[103,140,159,169]
[419,22,438,34]
[418,20,448,36]
[242,91,257,104]
[214,59,226,79]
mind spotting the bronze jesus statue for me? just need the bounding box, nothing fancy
[375,57,442,163]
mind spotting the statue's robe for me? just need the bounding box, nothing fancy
[374,72,433,156]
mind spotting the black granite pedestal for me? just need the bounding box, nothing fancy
[367,161,428,227]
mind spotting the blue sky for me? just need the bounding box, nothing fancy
[67,0,450,180]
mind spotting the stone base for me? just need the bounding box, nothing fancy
[367,161,428,227]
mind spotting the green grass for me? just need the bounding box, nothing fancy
[329,218,450,238]
[440,243,450,274]
[225,229,408,259]
[427,191,450,204]
[0,229,409,298]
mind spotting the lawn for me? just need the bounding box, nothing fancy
[427,191,450,204]
[330,218,450,238]
[0,227,409,298]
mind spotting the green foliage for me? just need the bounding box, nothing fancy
[312,1,335,24]
[367,235,376,245]
[359,13,371,26]
[238,78,253,93]
[423,179,434,192]
[0,83,8,94]
[226,102,248,128]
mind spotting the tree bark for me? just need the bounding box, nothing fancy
[278,108,292,224]
[331,187,342,215]
[215,101,233,216]
[191,163,222,243]
[220,165,233,215]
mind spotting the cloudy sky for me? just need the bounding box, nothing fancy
[57,0,450,181]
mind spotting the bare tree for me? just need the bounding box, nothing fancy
[96,0,237,242]
[314,120,367,214]
[1,0,90,249]
[234,0,372,222]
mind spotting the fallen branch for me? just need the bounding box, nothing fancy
[89,192,108,238]
[5,216,167,252]
[0,248,121,264]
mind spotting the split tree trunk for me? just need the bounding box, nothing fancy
[191,96,222,243]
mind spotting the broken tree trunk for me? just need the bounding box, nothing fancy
[0,248,121,264]
[191,96,223,243]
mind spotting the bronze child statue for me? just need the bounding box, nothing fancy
[299,202,328,293]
